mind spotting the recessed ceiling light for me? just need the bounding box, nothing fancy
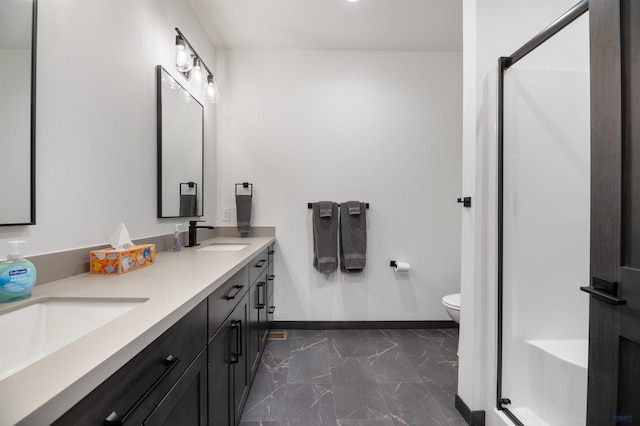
[346,0,360,3]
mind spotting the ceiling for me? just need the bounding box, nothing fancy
[187,0,462,52]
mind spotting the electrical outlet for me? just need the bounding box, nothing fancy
[222,208,231,221]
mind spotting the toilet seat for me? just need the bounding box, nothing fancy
[442,293,460,310]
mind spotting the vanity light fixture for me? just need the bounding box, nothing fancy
[174,28,220,103]
[204,75,220,104]
[175,35,192,73]
[188,58,207,89]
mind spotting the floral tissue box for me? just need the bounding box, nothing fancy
[90,244,155,274]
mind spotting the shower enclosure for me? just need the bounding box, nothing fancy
[497,2,591,425]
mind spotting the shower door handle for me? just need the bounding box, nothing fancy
[580,277,627,305]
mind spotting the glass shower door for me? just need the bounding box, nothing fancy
[499,9,590,426]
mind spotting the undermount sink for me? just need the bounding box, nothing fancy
[197,243,249,252]
[0,297,147,381]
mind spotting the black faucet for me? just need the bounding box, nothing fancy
[186,220,215,247]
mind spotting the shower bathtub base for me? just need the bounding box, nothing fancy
[511,339,588,426]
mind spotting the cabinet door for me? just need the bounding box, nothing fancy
[267,245,276,332]
[231,292,250,426]
[208,266,249,340]
[143,349,207,426]
[208,321,232,426]
[53,301,207,426]
[249,248,269,284]
[267,289,275,328]
[249,277,267,378]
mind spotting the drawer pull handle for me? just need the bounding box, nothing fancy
[268,306,276,315]
[267,274,275,281]
[254,259,266,268]
[230,319,243,363]
[257,282,266,309]
[225,285,244,300]
[268,250,276,255]
[104,355,180,425]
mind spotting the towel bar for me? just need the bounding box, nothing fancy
[307,202,369,209]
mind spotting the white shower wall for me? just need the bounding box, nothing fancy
[216,49,463,321]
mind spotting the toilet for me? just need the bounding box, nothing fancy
[442,293,461,324]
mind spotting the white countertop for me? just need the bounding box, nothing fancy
[0,236,275,426]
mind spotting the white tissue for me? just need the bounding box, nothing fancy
[109,223,134,250]
[393,262,410,273]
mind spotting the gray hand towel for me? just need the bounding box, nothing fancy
[319,201,333,218]
[179,194,197,216]
[340,201,367,271]
[312,201,339,273]
[236,194,252,236]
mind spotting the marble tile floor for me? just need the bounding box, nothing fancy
[239,328,465,426]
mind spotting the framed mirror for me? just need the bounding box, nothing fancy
[156,66,204,218]
[0,0,37,226]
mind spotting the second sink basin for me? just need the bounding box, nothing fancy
[0,297,146,381]
[197,243,249,252]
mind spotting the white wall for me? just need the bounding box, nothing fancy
[459,0,588,422]
[0,0,218,258]
[217,49,462,321]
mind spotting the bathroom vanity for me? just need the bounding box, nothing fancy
[0,236,275,426]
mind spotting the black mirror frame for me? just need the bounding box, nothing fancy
[156,65,205,219]
[1,0,37,227]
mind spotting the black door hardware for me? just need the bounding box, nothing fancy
[580,277,627,305]
[457,197,472,208]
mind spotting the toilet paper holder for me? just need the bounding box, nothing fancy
[390,260,410,272]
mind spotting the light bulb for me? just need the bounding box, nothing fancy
[204,75,220,103]
[189,58,206,89]
[175,36,192,73]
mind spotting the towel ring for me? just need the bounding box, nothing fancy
[235,182,253,197]
[180,182,197,196]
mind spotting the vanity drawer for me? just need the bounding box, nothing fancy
[53,300,207,426]
[249,248,269,285]
[208,266,249,339]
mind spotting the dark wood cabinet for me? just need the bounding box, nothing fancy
[230,293,250,425]
[209,244,276,426]
[209,280,250,426]
[53,301,208,426]
[208,315,232,426]
[265,245,276,344]
[54,243,275,426]
[143,348,208,426]
[248,275,264,377]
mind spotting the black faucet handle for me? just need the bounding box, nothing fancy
[189,220,205,227]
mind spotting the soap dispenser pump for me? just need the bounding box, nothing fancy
[0,240,37,303]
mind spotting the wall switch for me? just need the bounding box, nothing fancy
[222,208,231,221]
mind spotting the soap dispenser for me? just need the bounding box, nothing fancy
[173,224,183,251]
[0,240,37,303]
